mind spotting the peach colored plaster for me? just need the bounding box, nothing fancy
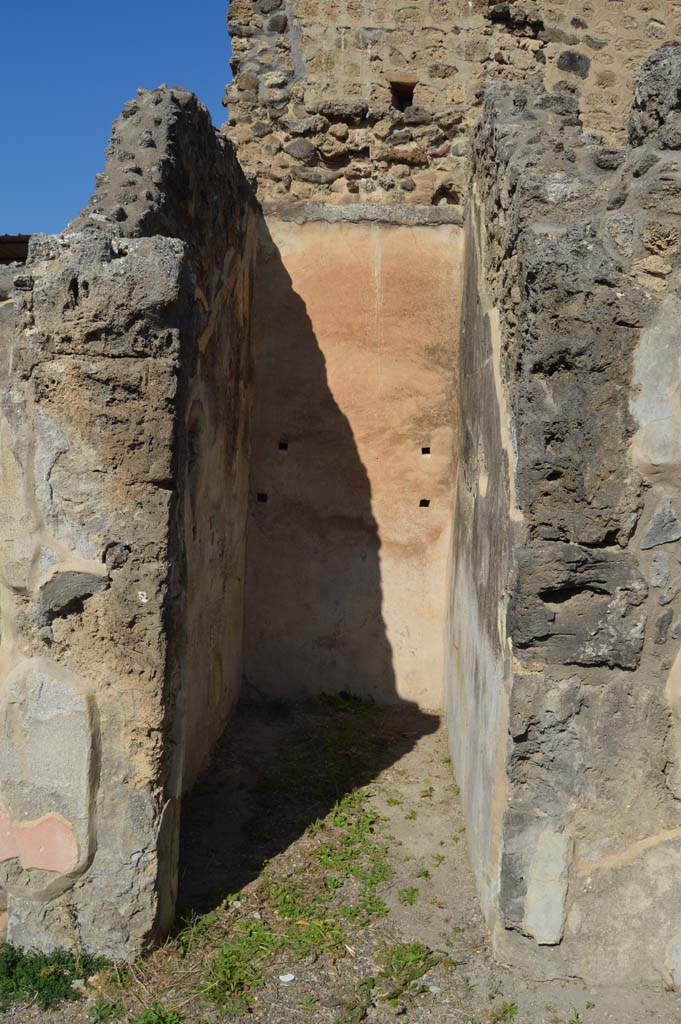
[0,805,79,874]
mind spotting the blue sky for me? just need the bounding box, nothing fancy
[0,1,232,235]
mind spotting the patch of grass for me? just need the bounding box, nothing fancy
[207,919,281,1016]
[176,910,219,960]
[377,942,439,1005]
[0,943,104,1010]
[432,854,446,866]
[416,868,431,880]
[489,1001,519,1022]
[441,756,452,765]
[338,976,378,1024]
[130,1006,185,1024]
[404,809,417,821]
[386,797,401,807]
[340,892,389,924]
[205,787,392,1016]
[298,993,319,1008]
[398,887,419,906]
[90,1000,125,1022]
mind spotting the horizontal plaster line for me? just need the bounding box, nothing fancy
[575,826,681,875]
[262,201,464,228]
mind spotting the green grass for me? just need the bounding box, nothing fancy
[398,887,419,906]
[377,942,439,1003]
[207,919,281,1014]
[338,942,439,1022]
[488,1001,519,1022]
[205,787,394,1017]
[130,1007,184,1024]
[90,1000,125,1022]
[0,943,104,1010]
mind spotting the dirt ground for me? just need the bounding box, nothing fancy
[3,700,681,1024]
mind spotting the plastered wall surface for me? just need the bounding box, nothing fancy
[246,218,462,708]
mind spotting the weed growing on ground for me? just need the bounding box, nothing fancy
[0,943,104,1010]
[378,942,439,1001]
[207,919,281,1014]
[488,1000,519,1022]
[298,994,319,1008]
[129,1006,214,1024]
[338,942,439,1022]
[398,886,419,906]
[90,1000,125,1022]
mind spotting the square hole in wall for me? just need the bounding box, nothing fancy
[390,80,416,112]
[421,446,431,457]
[278,440,289,452]
[419,499,431,508]
[257,493,269,504]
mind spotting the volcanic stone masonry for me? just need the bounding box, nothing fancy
[0,90,257,956]
[2,0,681,987]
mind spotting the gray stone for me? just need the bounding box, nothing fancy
[523,828,571,945]
[651,550,670,588]
[631,151,660,177]
[641,497,681,549]
[630,46,681,146]
[659,579,681,606]
[556,50,591,79]
[655,607,674,644]
[284,138,318,164]
[592,147,626,170]
[267,13,287,32]
[37,568,109,622]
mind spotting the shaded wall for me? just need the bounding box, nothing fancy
[445,200,513,923]
[0,88,257,958]
[245,216,462,708]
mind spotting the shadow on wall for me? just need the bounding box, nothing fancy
[177,219,439,917]
[243,218,407,705]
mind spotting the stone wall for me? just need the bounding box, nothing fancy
[449,47,681,983]
[0,88,257,958]
[225,0,681,208]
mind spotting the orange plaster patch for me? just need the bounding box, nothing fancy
[0,805,79,874]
